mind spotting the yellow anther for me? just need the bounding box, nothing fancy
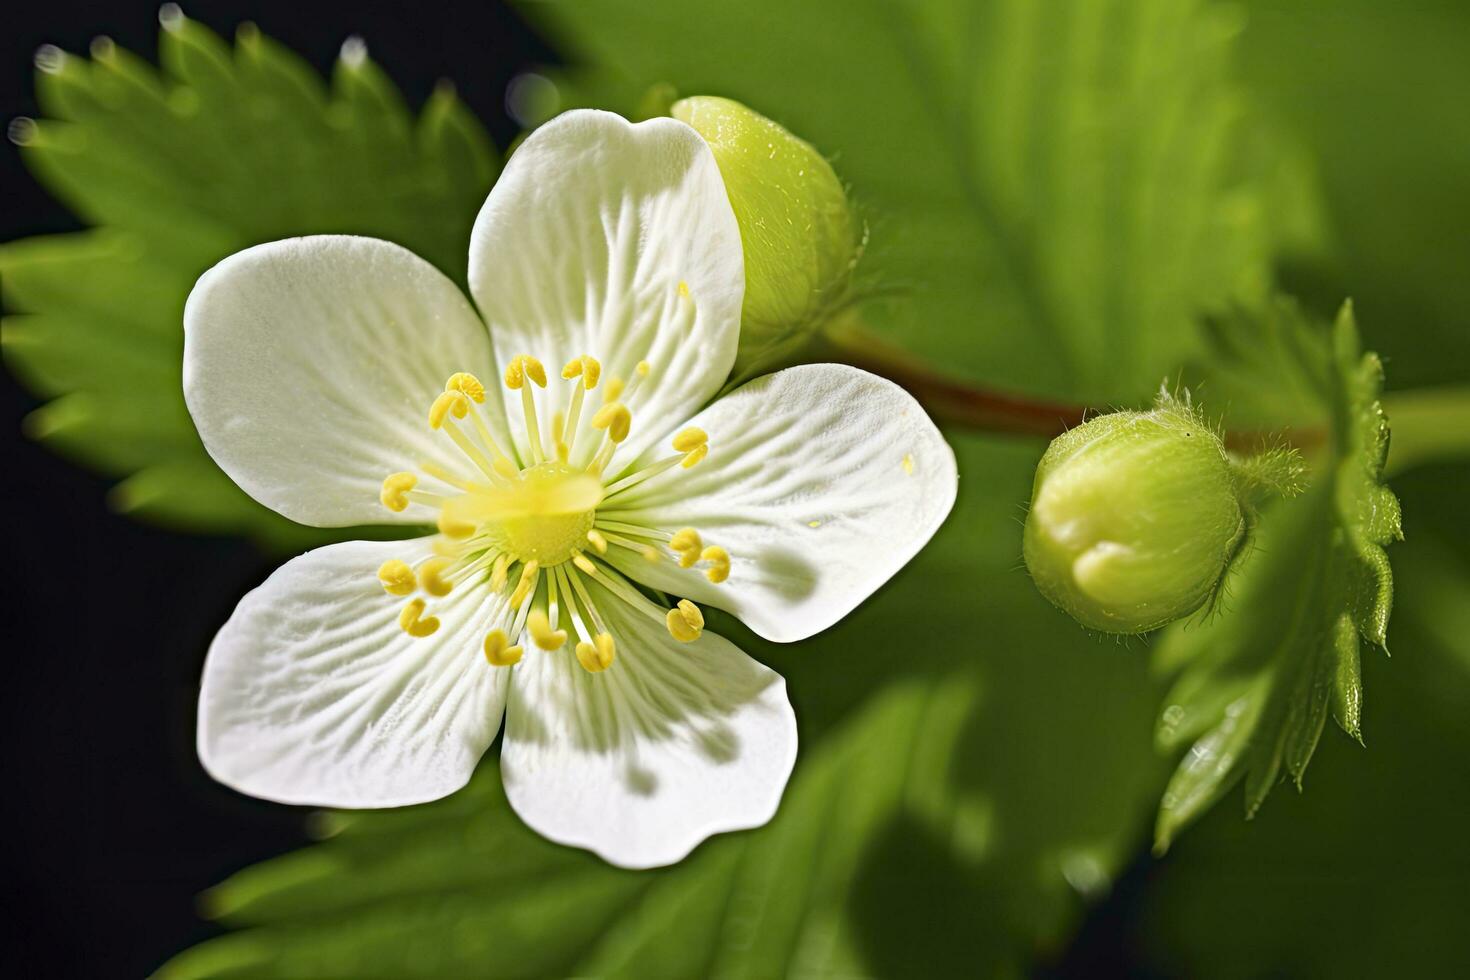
[581,356,601,390]
[527,608,567,650]
[677,598,704,630]
[636,360,650,377]
[641,545,660,562]
[445,372,485,403]
[586,529,608,555]
[678,280,690,298]
[562,358,584,380]
[493,456,520,480]
[701,545,731,584]
[510,560,538,608]
[417,557,453,597]
[672,427,708,452]
[376,559,416,596]
[483,629,523,667]
[429,390,469,429]
[379,472,417,512]
[504,357,525,390]
[490,553,511,592]
[437,509,475,539]
[571,550,598,575]
[398,598,440,638]
[522,355,547,387]
[665,599,704,643]
[591,402,632,443]
[576,632,616,672]
[603,377,625,403]
[681,444,709,468]
[670,527,703,568]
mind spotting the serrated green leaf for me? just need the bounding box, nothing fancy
[2,16,499,543]
[1152,301,1400,850]
[524,0,1319,405]
[1136,534,1470,980]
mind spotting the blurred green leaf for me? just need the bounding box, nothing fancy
[162,437,1164,976]
[526,0,1319,404]
[1,16,498,545]
[1152,301,1401,849]
[1236,0,1470,390]
[1137,532,1470,979]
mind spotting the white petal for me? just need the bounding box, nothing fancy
[603,364,958,642]
[184,236,510,527]
[198,537,510,808]
[468,109,744,469]
[500,576,796,869]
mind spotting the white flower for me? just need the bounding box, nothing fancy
[183,109,957,869]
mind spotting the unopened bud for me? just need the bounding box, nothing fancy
[1023,400,1247,634]
[672,96,858,375]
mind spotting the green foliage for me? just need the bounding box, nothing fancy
[1137,534,1470,979]
[1151,302,1401,850]
[163,437,1163,978]
[1,15,498,545]
[527,0,1318,405]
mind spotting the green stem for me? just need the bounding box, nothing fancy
[821,320,1470,476]
[817,318,1087,438]
[1383,387,1470,475]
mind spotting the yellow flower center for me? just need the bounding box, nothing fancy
[370,323,736,674]
[451,461,602,567]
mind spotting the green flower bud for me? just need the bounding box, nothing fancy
[1023,401,1247,634]
[671,96,859,375]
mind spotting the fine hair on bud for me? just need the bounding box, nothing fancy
[1023,393,1250,634]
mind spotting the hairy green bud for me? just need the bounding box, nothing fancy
[1023,400,1248,634]
[672,96,859,375]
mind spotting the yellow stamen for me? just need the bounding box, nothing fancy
[576,633,615,672]
[418,557,454,597]
[510,560,539,608]
[528,608,567,650]
[681,444,709,468]
[678,280,690,298]
[504,356,525,390]
[490,553,511,592]
[672,427,707,452]
[636,360,650,378]
[571,550,598,575]
[376,559,416,595]
[483,629,523,667]
[701,545,731,584]
[561,355,601,390]
[670,527,703,568]
[521,355,548,388]
[429,390,469,429]
[666,599,703,643]
[586,529,608,554]
[591,402,632,444]
[399,598,440,638]
[379,472,417,512]
[602,377,625,404]
[445,372,486,403]
[437,509,475,539]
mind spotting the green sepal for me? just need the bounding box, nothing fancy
[1152,301,1401,851]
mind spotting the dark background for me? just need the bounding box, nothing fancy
[0,3,555,976]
